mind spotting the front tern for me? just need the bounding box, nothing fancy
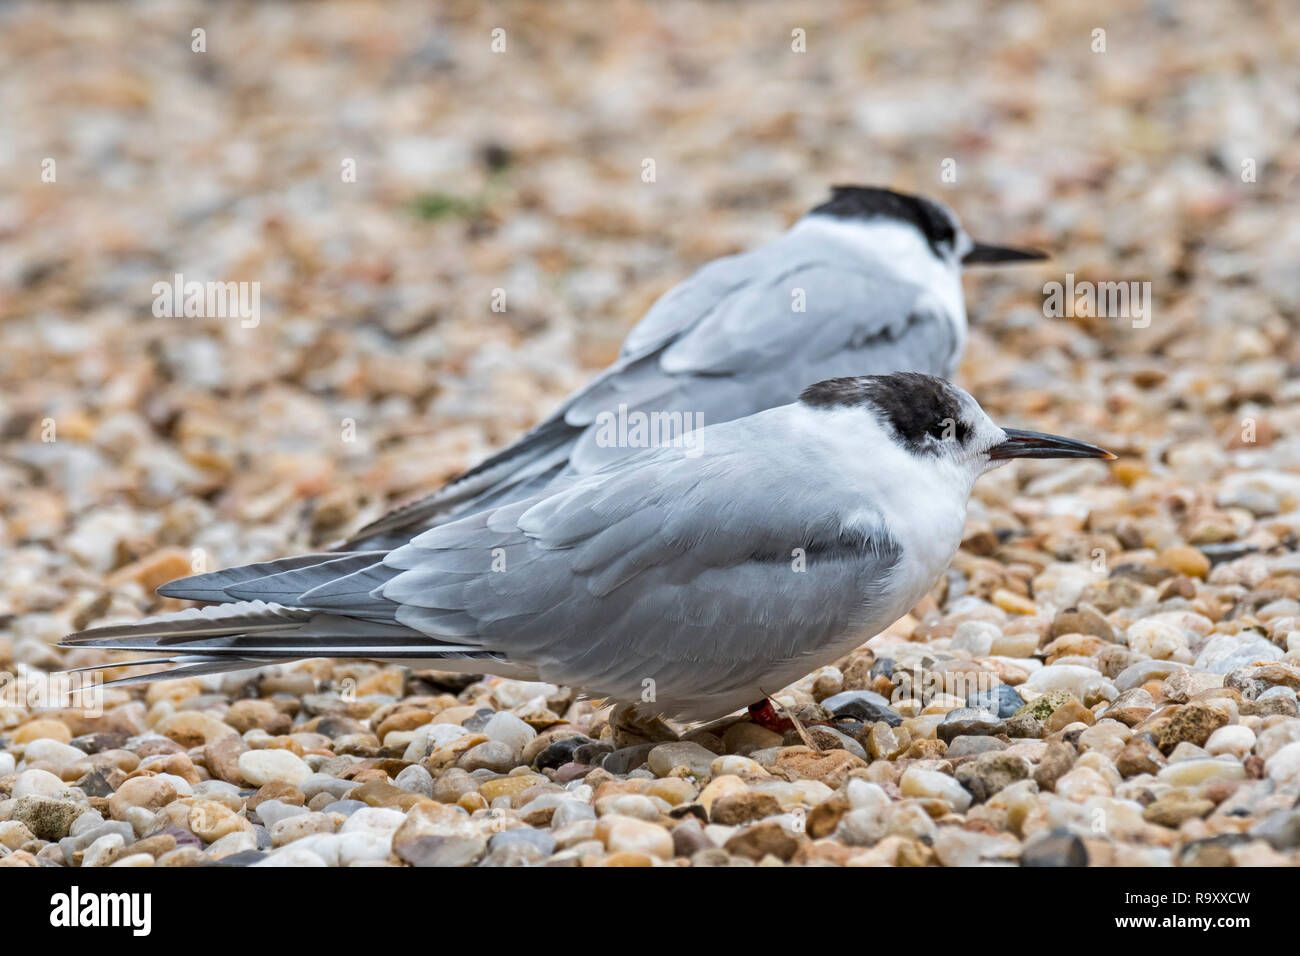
[64,373,1112,723]
[344,186,1045,548]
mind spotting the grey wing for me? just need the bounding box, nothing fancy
[343,237,954,546]
[381,430,902,716]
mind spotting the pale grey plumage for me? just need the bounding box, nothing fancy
[63,372,1111,721]
[65,402,906,719]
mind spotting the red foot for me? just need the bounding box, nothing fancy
[748,698,795,734]
[747,698,838,736]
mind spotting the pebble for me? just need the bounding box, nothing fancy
[1157,702,1230,754]
[1265,742,1300,784]
[153,712,240,747]
[481,711,536,757]
[11,796,85,841]
[237,749,313,786]
[900,767,971,812]
[955,753,1030,803]
[108,776,177,820]
[489,827,557,857]
[1020,830,1088,867]
[1144,793,1215,827]
[271,813,338,847]
[459,740,517,773]
[393,764,435,797]
[938,708,1004,742]
[1021,666,1116,705]
[254,799,307,830]
[596,815,675,860]
[725,821,802,862]
[1157,757,1246,788]
[933,827,1020,866]
[188,801,251,842]
[1204,725,1256,758]
[647,741,717,778]
[967,684,1026,719]
[945,736,1008,758]
[820,690,903,726]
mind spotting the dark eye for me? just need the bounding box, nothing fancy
[929,419,967,443]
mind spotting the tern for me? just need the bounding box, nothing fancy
[64,373,1112,723]
[342,186,1045,549]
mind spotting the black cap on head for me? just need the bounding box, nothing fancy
[809,186,957,256]
[800,372,968,451]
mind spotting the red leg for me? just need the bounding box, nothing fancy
[747,698,795,734]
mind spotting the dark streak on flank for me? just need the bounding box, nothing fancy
[747,520,900,566]
[809,186,957,256]
[800,372,967,452]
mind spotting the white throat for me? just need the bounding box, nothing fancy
[793,215,968,354]
[795,403,978,610]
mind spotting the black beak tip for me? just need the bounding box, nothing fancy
[962,242,1049,266]
[990,428,1117,461]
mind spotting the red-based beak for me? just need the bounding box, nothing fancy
[989,428,1116,460]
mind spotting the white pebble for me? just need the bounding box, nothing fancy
[82,833,126,867]
[1204,725,1255,758]
[12,768,67,799]
[951,621,998,657]
[846,779,890,812]
[340,807,405,837]
[482,711,536,756]
[401,723,470,762]
[256,799,308,830]
[256,845,329,867]
[205,830,257,859]
[1255,720,1300,760]
[551,799,597,828]
[1158,757,1246,787]
[1125,619,1188,660]
[1265,741,1300,784]
[491,680,559,709]
[900,766,971,812]
[19,739,86,772]
[237,749,312,786]
[394,764,434,797]
[337,831,393,865]
[1021,664,1116,703]
[69,810,106,837]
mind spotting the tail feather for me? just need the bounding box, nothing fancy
[156,553,344,602]
[62,601,313,644]
[223,551,388,604]
[99,659,279,687]
[60,598,501,686]
[299,562,401,614]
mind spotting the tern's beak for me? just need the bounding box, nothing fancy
[962,241,1047,265]
[989,428,1116,461]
